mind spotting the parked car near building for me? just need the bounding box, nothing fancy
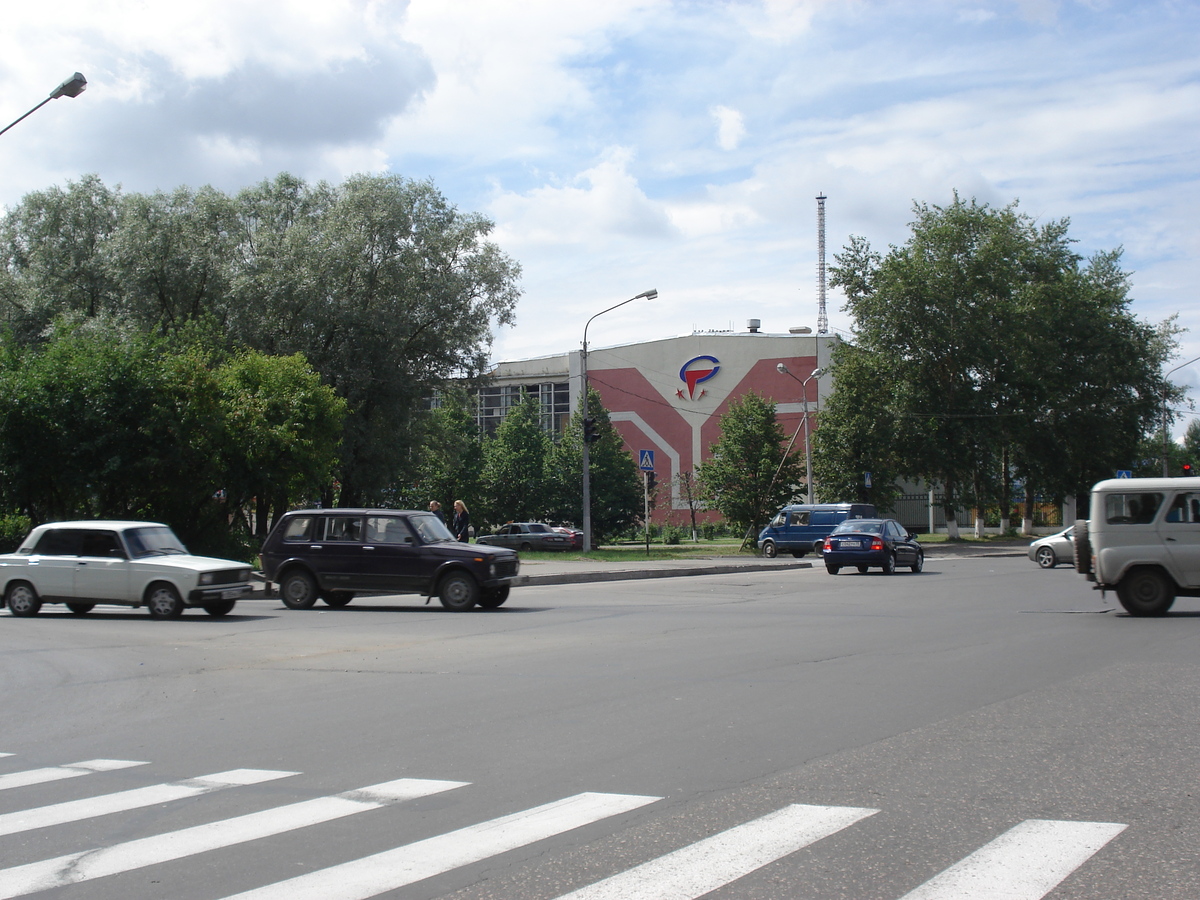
[1075,477,1200,616]
[758,503,876,558]
[822,518,924,575]
[0,521,253,618]
[476,522,574,552]
[1028,525,1074,568]
[260,509,519,611]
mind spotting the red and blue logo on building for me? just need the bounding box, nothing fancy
[678,356,720,400]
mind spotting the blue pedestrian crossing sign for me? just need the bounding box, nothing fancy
[1116,470,1132,478]
[639,450,655,471]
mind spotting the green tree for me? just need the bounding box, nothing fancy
[411,386,485,516]
[214,350,347,539]
[696,392,805,540]
[554,390,643,544]
[0,320,224,536]
[479,391,553,527]
[228,173,522,505]
[827,195,1175,534]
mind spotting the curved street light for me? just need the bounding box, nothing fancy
[1162,354,1200,476]
[777,363,825,504]
[0,73,88,139]
[581,288,657,552]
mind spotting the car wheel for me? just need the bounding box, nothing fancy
[5,582,41,617]
[519,542,532,552]
[790,550,807,559]
[279,570,318,610]
[761,540,777,558]
[1035,546,1057,569]
[856,565,868,574]
[881,552,896,575]
[1116,567,1176,617]
[323,591,354,608]
[910,551,924,573]
[67,603,95,615]
[146,583,184,619]
[825,565,840,575]
[438,571,478,611]
[478,585,510,609]
[202,599,236,617]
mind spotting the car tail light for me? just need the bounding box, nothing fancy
[870,539,884,551]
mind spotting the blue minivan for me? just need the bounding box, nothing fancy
[757,503,877,558]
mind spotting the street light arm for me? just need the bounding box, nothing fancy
[583,289,656,349]
[1,72,88,139]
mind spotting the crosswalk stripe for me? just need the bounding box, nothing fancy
[219,791,662,900]
[551,803,880,900]
[0,759,147,792]
[0,768,297,837]
[898,818,1128,900]
[0,777,467,899]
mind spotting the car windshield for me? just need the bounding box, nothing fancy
[123,526,189,558]
[833,520,883,534]
[409,513,456,544]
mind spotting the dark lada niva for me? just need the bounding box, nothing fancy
[260,509,520,611]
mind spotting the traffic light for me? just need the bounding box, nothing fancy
[1184,463,1194,476]
[583,416,600,443]
[646,471,657,492]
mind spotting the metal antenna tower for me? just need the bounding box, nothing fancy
[816,193,828,334]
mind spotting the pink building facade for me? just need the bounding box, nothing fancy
[487,329,838,525]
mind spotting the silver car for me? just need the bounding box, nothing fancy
[1028,525,1074,569]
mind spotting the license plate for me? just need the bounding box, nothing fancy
[222,588,246,599]
[840,540,863,549]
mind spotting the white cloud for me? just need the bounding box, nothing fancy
[711,105,746,151]
[490,147,673,246]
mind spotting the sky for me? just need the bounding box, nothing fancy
[2,0,1198,435]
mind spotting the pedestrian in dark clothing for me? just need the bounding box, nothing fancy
[452,500,470,542]
[428,500,444,524]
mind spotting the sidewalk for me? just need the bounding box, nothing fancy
[513,539,1029,586]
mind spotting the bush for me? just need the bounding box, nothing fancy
[0,513,31,552]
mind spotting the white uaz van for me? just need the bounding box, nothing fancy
[1075,477,1200,616]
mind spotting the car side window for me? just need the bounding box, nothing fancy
[323,516,362,542]
[530,524,548,532]
[1165,492,1200,524]
[281,517,314,541]
[792,512,810,526]
[1105,492,1163,524]
[33,529,81,556]
[366,516,413,544]
[80,530,124,558]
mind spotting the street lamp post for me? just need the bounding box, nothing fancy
[581,289,657,552]
[777,363,825,504]
[1162,354,1200,476]
[0,73,88,139]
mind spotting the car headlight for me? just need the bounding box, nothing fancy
[199,573,214,585]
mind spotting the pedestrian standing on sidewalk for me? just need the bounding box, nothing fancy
[428,500,444,524]
[452,500,471,542]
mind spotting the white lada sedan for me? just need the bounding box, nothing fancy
[0,520,253,618]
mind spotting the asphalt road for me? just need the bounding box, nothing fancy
[1,557,1198,899]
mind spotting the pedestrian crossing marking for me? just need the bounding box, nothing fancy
[898,818,1128,900]
[552,802,879,899]
[0,759,147,792]
[219,792,662,900]
[0,777,467,899]
[0,768,296,837]
[0,757,1133,900]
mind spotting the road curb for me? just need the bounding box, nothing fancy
[515,560,813,586]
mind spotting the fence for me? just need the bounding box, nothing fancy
[889,493,1064,533]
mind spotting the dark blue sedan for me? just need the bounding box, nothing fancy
[821,518,924,575]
